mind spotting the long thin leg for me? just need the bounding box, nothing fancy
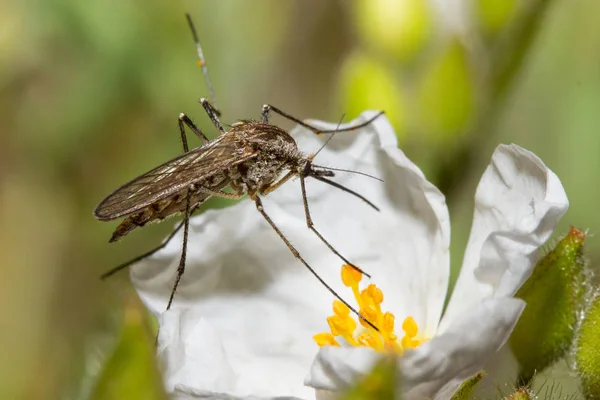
[200,98,225,133]
[198,187,244,200]
[100,205,200,279]
[300,176,371,278]
[166,191,192,310]
[252,195,378,331]
[179,113,210,145]
[260,171,295,195]
[262,104,384,134]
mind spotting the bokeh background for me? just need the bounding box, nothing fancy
[1,0,598,398]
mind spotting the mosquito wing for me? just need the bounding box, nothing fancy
[94,136,257,220]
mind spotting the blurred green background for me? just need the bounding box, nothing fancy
[1,0,598,398]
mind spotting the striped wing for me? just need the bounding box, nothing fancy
[94,136,256,220]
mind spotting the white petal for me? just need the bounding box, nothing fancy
[401,298,525,399]
[158,309,235,394]
[441,144,568,331]
[158,308,315,398]
[304,346,381,391]
[170,384,304,400]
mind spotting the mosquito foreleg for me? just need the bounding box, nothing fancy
[299,176,371,278]
[252,195,378,331]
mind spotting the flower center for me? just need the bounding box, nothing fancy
[313,265,427,353]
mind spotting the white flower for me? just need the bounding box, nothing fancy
[131,112,568,399]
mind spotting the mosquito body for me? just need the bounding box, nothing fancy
[94,14,384,329]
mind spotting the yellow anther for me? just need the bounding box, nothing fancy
[327,315,346,337]
[314,333,340,347]
[196,60,205,67]
[341,264,363,287]
[382,312,395,333]
[402,316,419,338]
[366,284,384,305]
[357,332,382,350]
[401,335,419,350]
[333,300,350,317]
[327,315,356,337]
[359,306,379,329]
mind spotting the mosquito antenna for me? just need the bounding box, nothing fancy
[312,113,345,159]
[312,175,380,211]
[312,165,383,182]
[185,13,220,115]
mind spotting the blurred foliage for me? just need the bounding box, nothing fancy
[90,298,166,400]
[1,0,600,399]
[340,356,398,400]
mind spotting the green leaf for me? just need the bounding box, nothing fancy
[576,293,600,400]
[352,0,432,62]
[340,355,399,400]
[509,227,586,385]
[338,51,406,141]
[91,299,166,400]
[450,371,485,400]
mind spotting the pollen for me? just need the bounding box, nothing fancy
[314,265,428,354]
[197,60,205,67]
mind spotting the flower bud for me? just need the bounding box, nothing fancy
[575,293,600,399]
[509,227,586,384]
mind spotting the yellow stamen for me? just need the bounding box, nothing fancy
[402,316,418,338]
[314,265,429,354]
[314,333,340,347]
[341,264,362,286]
[333,300,350,317]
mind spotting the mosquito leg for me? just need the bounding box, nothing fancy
[100,205,200,280]
[263,104,385,135]
[179,113,210,146]
[260,171,295,195]
[200,98,225,133]
[252,195,378,331]
[166,191,192,310]
[299,176,371,278]
[198,187,244,200]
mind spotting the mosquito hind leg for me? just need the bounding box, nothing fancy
[299,176,371,278]
[100,205,200,280]
[262,104,384,135]
[200,98,225,133]
[252,194,378,331]
[179,113,210,149]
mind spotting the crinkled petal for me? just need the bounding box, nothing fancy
[305,298,524,400]
[131,112,449,396]
[440,144,568,331]
[171,383,303,400]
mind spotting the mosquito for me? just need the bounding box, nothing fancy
[94,14,385,330]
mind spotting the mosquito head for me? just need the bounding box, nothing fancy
[299,158,334,179]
